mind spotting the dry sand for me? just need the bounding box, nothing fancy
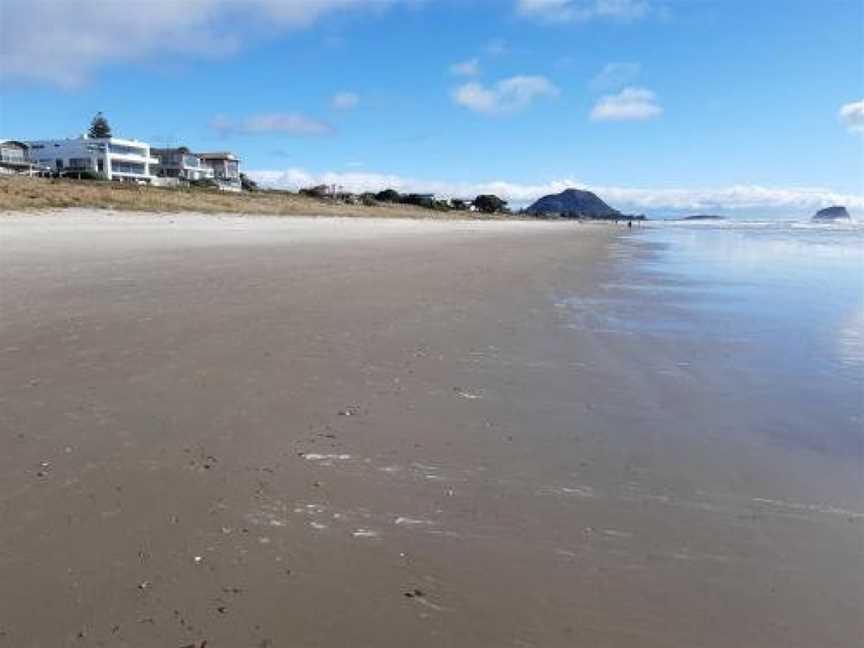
[1,210,861,647]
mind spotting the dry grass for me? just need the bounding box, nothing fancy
[0,176,496,219]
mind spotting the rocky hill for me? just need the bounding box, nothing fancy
[812,205,851,221]
[525,188,621,219]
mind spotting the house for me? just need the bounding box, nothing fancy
[151,147,215,182]
[0,140,43,175]
[24,135,158,182]
[197,152,241,191]
[449,198,477,211]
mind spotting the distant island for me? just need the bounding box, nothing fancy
[525,188,644,220]
[680,214,725,221]
[812,205,851,221]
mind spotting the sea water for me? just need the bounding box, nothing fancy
[567,217,864,459]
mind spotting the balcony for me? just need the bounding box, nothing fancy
[108,150,158,165]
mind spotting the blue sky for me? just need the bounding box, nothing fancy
[1,0,862,214]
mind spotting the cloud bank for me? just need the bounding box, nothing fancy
[248,167,864,215]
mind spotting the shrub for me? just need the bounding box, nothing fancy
[240,173,258,192]
[300,184,330,199]
[190,178,219,189]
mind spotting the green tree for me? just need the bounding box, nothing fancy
[375,188,401,203]
[240,173,258,192]
[473,194,507,214]
[87,112,112,139]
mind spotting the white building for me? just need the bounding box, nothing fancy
[25,136,158,182]
[151,147,214,182]
[197,152,241,191]
[0,140,43,175]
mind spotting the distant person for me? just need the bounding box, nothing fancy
[627,220,632,229]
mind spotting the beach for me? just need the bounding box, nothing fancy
[0,210,861,647]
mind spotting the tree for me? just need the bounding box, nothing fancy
[401,193,435,207]
[375,188,401,203]
[240,173,258,192]
[88,112,112,139]
[473,194,507,214]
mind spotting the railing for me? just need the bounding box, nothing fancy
[0,151,27,163]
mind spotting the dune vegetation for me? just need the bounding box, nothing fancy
[0,176,495,219]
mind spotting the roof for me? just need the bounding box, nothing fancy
[25,136,150,146]
[0,140,29,148]
[151,146,195,155]
[197,152,240,161]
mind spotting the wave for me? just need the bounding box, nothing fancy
[649,218,863,231]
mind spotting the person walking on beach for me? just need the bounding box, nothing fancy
[627,220,633,229]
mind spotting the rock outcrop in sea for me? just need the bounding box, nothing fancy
[812,205,851,221]
[525,188,623,219]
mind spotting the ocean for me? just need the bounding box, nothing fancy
[567,217,864,460]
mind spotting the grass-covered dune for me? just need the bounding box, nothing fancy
[0,176,497,219]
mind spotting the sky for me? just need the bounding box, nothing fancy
[1,0,863,215]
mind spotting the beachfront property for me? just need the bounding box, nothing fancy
[151,147,215,182]
[24,136,158,182]
[0,140,44,175]
[198,152,241,191]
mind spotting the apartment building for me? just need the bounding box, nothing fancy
[0,140,42,175]
[197,152,241,191]
[151,147,215,182]
[25,136,158,181]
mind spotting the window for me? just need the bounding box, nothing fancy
[111,161,146,175]
[109,144,146,156]
[0,148,25,163]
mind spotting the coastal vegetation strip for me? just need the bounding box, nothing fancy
[0,176,506,219]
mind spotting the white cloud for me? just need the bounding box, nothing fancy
[248,168,864,215]
[517,0,651,23]
[590,62,641,92]
[590,86,662,121]
[211,113,333,136]
[450,58,481,76]
[839,99,864,135]
[331,92,360,110]
[0,0,400,87]
[453,76,560,115]
[485,38,509,56]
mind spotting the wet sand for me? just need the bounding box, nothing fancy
[1,211,861,647]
